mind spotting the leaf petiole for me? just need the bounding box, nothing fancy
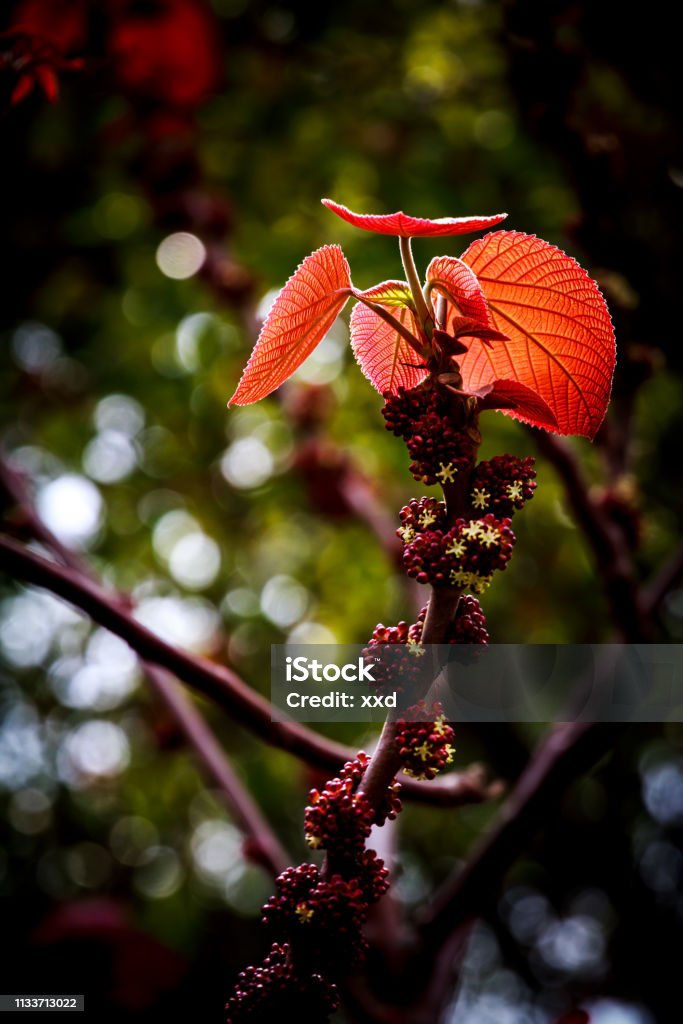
[399,236,433,331]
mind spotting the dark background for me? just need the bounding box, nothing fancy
[1,2,682,1021]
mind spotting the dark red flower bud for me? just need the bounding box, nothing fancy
[394,701,456,780]
[469,454,536,517]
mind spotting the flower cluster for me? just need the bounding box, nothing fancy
[469,455,536,517]
[403,514,516,593]
[394,702,456,781]
[397,496,447,544]
[304,753,401,856]
[262,865,369,964]
[362,620,429,697]
[227,753,397,1021]
[382,383,477,485]
[225,942,339,1023]
[408,596,489,647]
[449,594,489,645]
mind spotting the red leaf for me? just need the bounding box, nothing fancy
[476,379,559,431]
[357,281,415,307]
[10,72,34,106]
[108,0,222,109]
[426,255,491,325]
[229,245,351,406]
[34,64,59,102]
[322,198,507,238]
[350,281,427,395]
[447,319,510,344]
[11,0,89,54]
[460,232,615,438]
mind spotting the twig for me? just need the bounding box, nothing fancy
[0,533,496,808]
[143,664,289,874]
[643,541,683,616]
[418,719,620,949]
[530,430,650,641]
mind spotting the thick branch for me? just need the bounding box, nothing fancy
[0,459,289,876]
[0,534,493,808]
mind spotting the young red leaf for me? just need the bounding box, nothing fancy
[459,232,615,438]
[357,281,415,307]
[10,72,35,105]
[426,255,491,326]
[447,319,510,345]
[350,281,427,395]
[476,379,559,431]
[322,198,507,238]
[229,245,351,406]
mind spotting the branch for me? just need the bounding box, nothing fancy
[0,534,494,809]
[530,430,651,641]
[418,719,620,950]
[144,665,289,874]
[643,541,683,617]
[0,459,289,877]
[337,472,404,568]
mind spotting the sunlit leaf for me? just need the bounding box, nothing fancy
[426,255,491,326]
[322,198,507,238]
[350,280,427,394]
[475,379,559,431]
[229,245,351,406]
[357,281,415,308]
[460,231,615,438]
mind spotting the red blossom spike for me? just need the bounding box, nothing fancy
[395,702,456,781]
[350,280,427,395]
[381,383,478,484]
[229,245,351,406]
[459,231,616,438]
[322,198,507,238]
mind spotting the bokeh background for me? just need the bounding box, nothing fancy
[1,1,683,1021]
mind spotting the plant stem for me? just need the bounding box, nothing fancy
[399,236,432,330]
[357,419,474,811]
